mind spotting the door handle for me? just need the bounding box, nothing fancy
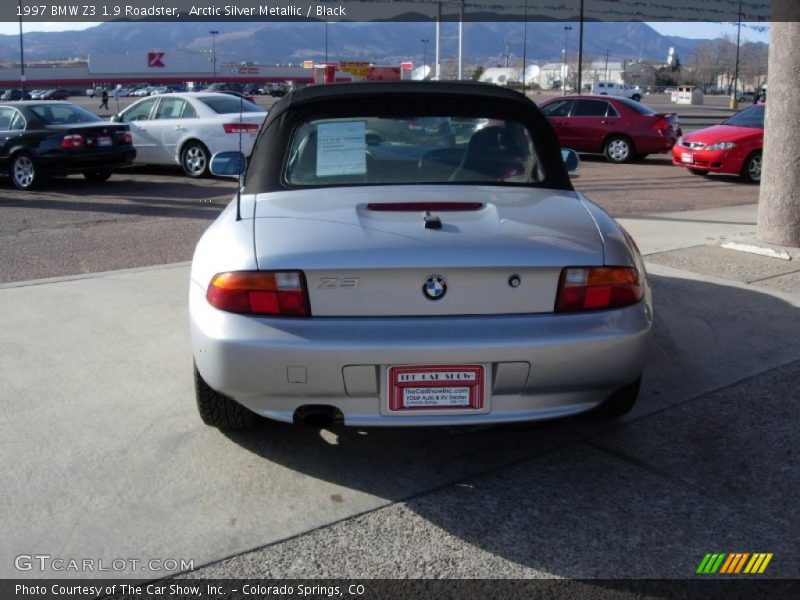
[174,125,186,131]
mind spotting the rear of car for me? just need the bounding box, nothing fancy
[190,83,652,430]
[0,102,135,189]
[540,95,680,162]
[672,105,764,182]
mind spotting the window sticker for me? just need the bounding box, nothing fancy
[316,121,367,176]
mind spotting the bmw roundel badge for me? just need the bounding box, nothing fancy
[422,275,447,301]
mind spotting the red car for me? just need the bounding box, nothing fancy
[539,95,680,163]
[672,105,763,183]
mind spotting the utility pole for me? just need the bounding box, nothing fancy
[421,38,429,79]
[18,0,25,95]
[604,49,610,81]
[577,0,585,94]
[562,26,572,95]
[731,0,743,108]
[209,30,219,83]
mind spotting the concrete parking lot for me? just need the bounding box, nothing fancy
[1,96,797,583]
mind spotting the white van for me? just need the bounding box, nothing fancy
[591,80,642,102]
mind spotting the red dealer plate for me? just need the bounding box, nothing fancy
[388,365,484,411]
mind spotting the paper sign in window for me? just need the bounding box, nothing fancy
[316,121,367,176]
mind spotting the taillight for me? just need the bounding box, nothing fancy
[651,117,669,133]
[223,123,260,134]
[120,131,132,145]
[555,267,643,312]
[60,134,85,149]
[206,271,310,316]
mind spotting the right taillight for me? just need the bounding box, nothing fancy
[555,267,643,312]
[206,271,310,316]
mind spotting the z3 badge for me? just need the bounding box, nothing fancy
[318,277,360,289]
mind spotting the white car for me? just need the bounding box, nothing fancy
[591,80,642,102]
[111,92,267,177]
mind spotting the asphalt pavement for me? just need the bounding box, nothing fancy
[1,202,798,581]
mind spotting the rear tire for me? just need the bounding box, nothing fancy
[83,170,112,182]
[595,377,642,418]
[194,362,258,431]
[604,135,634,164]
[11,153,42,190]
[740,151,762,183]
[181,141,210,178]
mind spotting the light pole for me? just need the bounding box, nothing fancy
[421,38,429,79]
[563,26,572,95]
[604,49,610,81]
[18,0,25,95]
[731,0,743,108]
[209,30,219,83]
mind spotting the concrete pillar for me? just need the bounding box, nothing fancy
[757,2,800,247]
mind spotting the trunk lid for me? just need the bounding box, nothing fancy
[254,185,604,316]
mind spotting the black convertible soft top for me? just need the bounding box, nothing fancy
[244,81,573,193]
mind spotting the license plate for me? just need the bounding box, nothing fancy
[97,136,113,147]
[681,152,693,163]
[387,365,484,411]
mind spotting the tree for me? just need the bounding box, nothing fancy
[470,65,485,81]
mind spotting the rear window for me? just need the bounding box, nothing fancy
[29,104,101,125]
[614,97,657,115]
[723,106,764,129]
[197,95,261,114]
[285,116,545,187]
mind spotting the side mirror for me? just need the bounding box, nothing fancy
[561,148,579,173]
[210,151,247,178]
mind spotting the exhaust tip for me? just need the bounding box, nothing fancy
[294,405,343,428]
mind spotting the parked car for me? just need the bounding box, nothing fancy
[539,95,681,163]
[672,104,764,183]
[0,101,135,190]
[2,89,32,101]
[29,90,46,100]
[189,81,653,431]
[41,89,70,100]
[736,91,755,103]
[590,81,643,102]
[110,92,267,177]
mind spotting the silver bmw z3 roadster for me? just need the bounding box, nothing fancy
[190,81,653,430]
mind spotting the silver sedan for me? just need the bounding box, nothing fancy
[190,82,653,430]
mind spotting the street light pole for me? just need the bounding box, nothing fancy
[732,0,743,108]
[209,30,219,83]
[18,0,25,95]
[421,38,429,79]
[604,49,610,81]
[563,26,572,95]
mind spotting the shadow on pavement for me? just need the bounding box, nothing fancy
[216,272,800,578]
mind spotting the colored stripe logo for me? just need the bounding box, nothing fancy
[697,552,773,574]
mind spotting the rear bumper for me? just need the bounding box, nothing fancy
[37,148,137,175]
[190,281,653,426]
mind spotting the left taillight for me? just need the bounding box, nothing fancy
[206,271,310,317]
[555,267,643,312]
[223,122,260,134]
[60,134,85,149]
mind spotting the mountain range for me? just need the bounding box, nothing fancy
[0,21,748,68]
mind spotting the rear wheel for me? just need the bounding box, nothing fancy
[194,363,258,431]
[604,136,634,163]
[11,153,42,190]
[181,141,210,178]
[741,151,762,183]
[83,170,112,182]
[594,377,641,418]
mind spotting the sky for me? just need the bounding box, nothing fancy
[0,21,771,44]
